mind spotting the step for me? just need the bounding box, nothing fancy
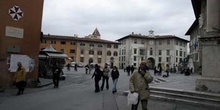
[150,87,220,100]
[150,95,220,108]
[150,90,220,104]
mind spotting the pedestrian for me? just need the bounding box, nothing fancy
[92,64,102,93]
[111,66,119,94]
[163,64,170,78]
[67,63,70,71]
[13,62,27,95]
[74,63,78,71]
[129,61,153,110]
[85,65,89,74]
[52,62,62,88]
[126,65,131,76]
[130,65,135,74]
[101,64,110,91]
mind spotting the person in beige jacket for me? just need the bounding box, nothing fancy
[129,61,153,110]
[14,62,27,95]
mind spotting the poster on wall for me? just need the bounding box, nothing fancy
[9,54,31,72]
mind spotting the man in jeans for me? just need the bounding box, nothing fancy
[129,61,153,110]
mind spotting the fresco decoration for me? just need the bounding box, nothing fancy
[8,5,24,21]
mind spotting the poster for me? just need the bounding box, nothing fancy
[9,54,31,72]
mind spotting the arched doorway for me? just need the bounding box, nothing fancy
[147,57,155,69]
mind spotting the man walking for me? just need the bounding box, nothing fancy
[129,61,153,110]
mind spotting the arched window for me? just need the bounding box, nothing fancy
[89,50,94,55]
[113,51,118,56]
[107,51,111,56]
[97,51,102,55]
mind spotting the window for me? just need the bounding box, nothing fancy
[184,52,186,57]
[134,48,137,54]
[89,50,94,55]
[80,43,85,46]
[41,39,46,43]
[107,44,111,48]
[180,42,183,46]
[141,40,145,44]
[51,40,56,44]
[134,39,137,44]
[70,49,75,53]
[114,45,118,49]
[180,50,182,57]
[134,56,137,61]
[70,41,75,45]
[113,51,118,56]
[98,44,103,47]
[179,58,182,62]
[119,57,121,61]
[158,50,162,55]
[167,40,170,45]
[119,49,121,55]
[89,44,94,47]
[176,40,178,45]
[176,57,178,63]
[80,49,84,54]
[98,58,101,63]
[166,57,169,62]
[176,50,178,56]
[107,51,111,56]
[150,48,153,55]
[80,57,84,62]
[97,51,102,55]
[61,41,66,45]
[159,40,162,45]
[141,57,144,61]
[139,49,145,55]
[166,50,170,55]
[158,57,162,62]
[60,49,64,52]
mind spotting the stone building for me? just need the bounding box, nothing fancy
[40,28,120,68]
[186,0,220,92]
[0,0,44,88]
[117,31,189,70]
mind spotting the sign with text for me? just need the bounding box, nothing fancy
[5,26,24,38]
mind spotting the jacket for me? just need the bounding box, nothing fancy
[111,70,119,80]
[129,70,153,100]
[14,67,26,82]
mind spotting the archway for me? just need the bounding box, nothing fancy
[147,57,155,69]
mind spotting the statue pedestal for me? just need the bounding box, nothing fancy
[196,37,220,93]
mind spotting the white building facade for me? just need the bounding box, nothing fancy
[117,32,189,70]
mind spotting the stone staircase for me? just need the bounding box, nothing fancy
[150,87,220,108]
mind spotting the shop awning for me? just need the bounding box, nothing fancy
[46,52,68,58]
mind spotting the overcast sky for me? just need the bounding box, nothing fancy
[42,0,195,41]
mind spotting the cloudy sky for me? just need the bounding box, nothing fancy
[42,0,195,41]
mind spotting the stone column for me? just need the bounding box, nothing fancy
[196,0,220,93]
[206,0,220,32]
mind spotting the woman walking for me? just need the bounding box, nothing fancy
[14,62,27,95]
[111,66,119,94]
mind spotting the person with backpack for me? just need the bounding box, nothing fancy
[101,64,110,91]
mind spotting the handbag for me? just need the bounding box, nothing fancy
[127,92,139,105]
[139,89,150,100]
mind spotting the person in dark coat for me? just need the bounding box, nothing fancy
[52,63,62,88]
[111,66,119,94]
[92,64,103,93]
[130,65,135,74]
[126,65,131,76]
